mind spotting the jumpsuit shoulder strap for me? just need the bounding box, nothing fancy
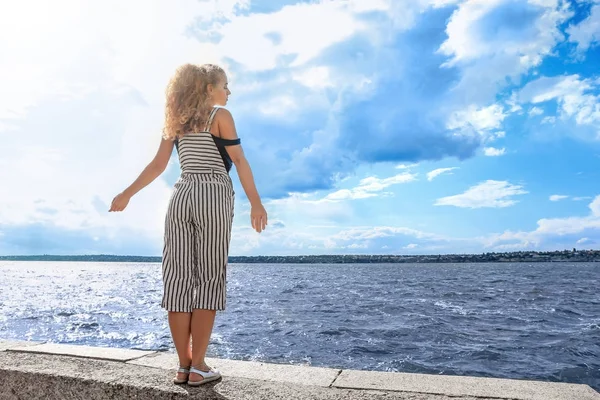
[204,107,220,132]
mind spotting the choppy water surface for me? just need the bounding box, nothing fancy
[1,261,598,391]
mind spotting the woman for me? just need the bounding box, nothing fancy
[109,63,267,386]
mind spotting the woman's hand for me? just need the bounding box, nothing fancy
[251,203,268,233]
[109,192,131,212]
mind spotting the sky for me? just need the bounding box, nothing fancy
[1,0,599,256]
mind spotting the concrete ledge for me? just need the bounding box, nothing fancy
[0,339,44,351]
[0,351,211,400]
[9,342,155,362]
[1,341,598,400]
[334,369,600,400]
[0,351,479,400]
[128,352,341,387]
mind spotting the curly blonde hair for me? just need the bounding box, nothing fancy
[162,63,226,140]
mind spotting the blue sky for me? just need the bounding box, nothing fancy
[1,0,599,256]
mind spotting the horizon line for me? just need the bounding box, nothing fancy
[1,248,597,258]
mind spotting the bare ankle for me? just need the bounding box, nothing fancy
[179,359,192,368]
[192,362,209,371]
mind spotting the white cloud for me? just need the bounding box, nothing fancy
[378,0,462,32]
[396,163,419,169]
[325,172,417,200]
[207,2,366,71]
[529,106,544,116]
[506,92,524,113]
[447,104,506,137]
[240,194,600,255]
[325,189,377,201]
[483,195,600,249]
[550,194,569,201]
[332,226,444,242]
[292,66,334,89]
[573,196,593,201]
[567,4,600,53]
[355,173,418,192]
[590,195,600,216]
[508,223,599,247]
[435,180,528,208]
[258,95,298,116]
[265,193,353,221]
[518,75,600,130]
[440,0,506,64]
[227,222,460,255]
[233,194,600,255]
[439,0,573,102]
[347,243,368,249]
[197,0,250,19]
[229,219,337,255]
[520,75,586,103]
[347,0,390,13]
[322,225,472,254]
[183,0,465,89]
[427,167,458,181]
[483,147,506,156]
[440,0,570,65]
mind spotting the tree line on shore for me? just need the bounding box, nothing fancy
[1,249,598,263]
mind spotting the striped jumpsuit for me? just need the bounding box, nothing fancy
[161,107,240,312]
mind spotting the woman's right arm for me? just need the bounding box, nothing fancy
[216,109,267,233]
[109,137,174,212]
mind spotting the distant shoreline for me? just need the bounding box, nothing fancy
[1,249,599,263]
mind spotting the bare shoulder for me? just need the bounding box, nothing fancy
[214,107,238,139]
[214,107,235,124]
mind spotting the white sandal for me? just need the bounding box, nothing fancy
[173,366,190,384]
[187,366,222,386]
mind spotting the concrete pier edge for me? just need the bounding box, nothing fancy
[0,340,598,400]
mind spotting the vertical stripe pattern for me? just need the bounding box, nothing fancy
[161,107,235,312]
[176,107,227,175]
